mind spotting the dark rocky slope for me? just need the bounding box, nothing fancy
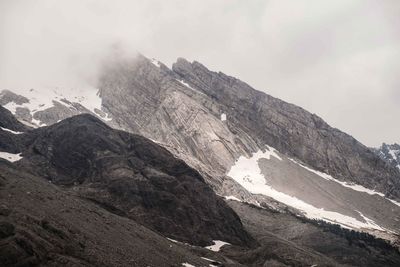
[5,114,254,247]
[0,105,30,132]
[0,106,31,154]
[0,161,243,267]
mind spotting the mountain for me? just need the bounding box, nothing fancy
[1,160,234,267]
[1,111,400,267]
[0,112,252,266]
[375,143,400,171]
[1,54,400,242]
[0,113,253,247]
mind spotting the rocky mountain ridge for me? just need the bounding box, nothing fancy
[1,109,400,266]
[0,109,253,247]
[1,54,399,239]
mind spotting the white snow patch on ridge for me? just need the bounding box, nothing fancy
[220,113,226,121]
[0,127,23,134]
[167,237,179,243]
[227,146,281,187]
[2,87,107,126]
[176,79,208,97]
[227,146,390,231]
[182,263,196,267]
[389,149,398,160]
[177,79,194,90]
[205,240,230,252]
[151,58,161,67]
[224,195,242,202]
[0,152,22,162]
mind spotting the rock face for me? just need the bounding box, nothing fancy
[375,143,400,171]
[1,114,253,247]
[0,105,30,132]
[98,55,400,199]
[1,112,400,267]
[171,58,400,199]
[0,106,31,154]
[98,55,259,191]
[1,53,400,236]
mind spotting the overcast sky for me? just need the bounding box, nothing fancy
[0,0,399,146]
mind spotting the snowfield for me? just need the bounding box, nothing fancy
[227,146,395,231]
[205,240,230,252]
[0,152,22,162]
[1,87,111,126]
[224,195,242,202]
[220,113,226,121]
[150,58,161,67]
[0,126,23,134]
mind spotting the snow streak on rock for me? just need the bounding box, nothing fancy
[205,240,230,252]
[0,152,22,162]
[0,126,23,134]
[227,146,391,231]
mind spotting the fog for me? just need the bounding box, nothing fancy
[1,0,399,146]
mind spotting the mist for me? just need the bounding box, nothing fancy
[1,0,399,146]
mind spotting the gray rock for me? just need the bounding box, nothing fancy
[374,143,400,171]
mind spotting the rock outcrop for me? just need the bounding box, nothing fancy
[375,143,400,171]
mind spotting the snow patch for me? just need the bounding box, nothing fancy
[388,149,398,160]
[150,58,161,67]
[167,238,179,243]
[0,152,22,162]
[224,195,242,202]
[220,113,226,121]
[227,146,282,187]
[0,127,23,134]
[205,240,230,252]
[201,257,215,262]
[201,257,220,267]
[2,87,104,126]
[182,263,196,267]
[227,146,389,231]
[356,211,385,231]
[176,79,207,97]
[177,79,193,90]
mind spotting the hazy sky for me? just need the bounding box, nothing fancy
[0,0,399,146]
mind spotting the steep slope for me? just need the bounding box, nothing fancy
[375,143,400,171]
[0,106,31,155]
[2,114,400,267]
[0,114,254,247]
[0,105,31,132]
[1,54,399,238]
[227,146,400,238]
[0,161,239,267]
[172,58,400,199]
